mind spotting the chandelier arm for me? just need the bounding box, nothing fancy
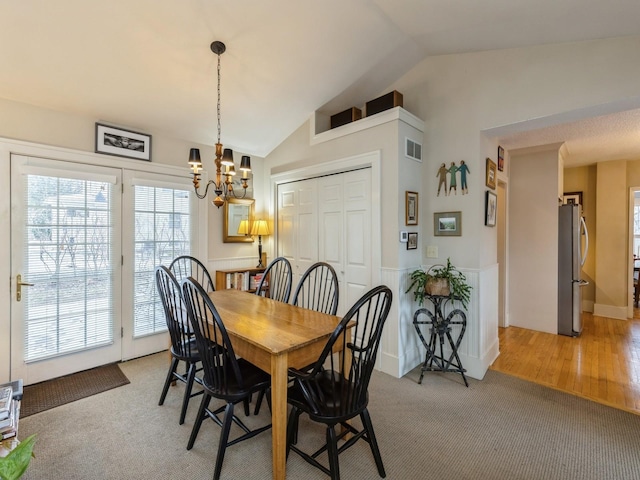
[193,179,221,200]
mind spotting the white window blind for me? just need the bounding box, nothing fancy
[24,175,114,362]
[133,184,191,337]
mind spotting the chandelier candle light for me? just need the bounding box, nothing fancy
[250,220,270,268]
[188,41,251,208]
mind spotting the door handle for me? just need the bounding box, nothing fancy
[16,274,34,302]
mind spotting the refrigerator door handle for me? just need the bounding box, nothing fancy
[580,216,589,267]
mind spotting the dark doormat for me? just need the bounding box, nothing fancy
[21,363,130,417]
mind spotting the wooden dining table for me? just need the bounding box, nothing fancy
[207,289,349,480]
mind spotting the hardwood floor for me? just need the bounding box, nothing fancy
[490,310,640,415]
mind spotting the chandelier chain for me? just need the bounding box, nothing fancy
[217,51,221,144]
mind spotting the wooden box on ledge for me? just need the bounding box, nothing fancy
[330,107,362,129]
[365,90,403,117]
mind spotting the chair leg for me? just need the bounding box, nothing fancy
[213,402,234,480]
[179,361,197,425]
[187,393,211,450]
[326,425,340,480]
[254,389,264,415]
[361,408,386,478]
[243,397,250,416]
[159,357,179,406]
[286,406,300,458]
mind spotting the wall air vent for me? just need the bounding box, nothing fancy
[405,138,422,162]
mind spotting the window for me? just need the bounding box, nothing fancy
[23,174,116,362]
[132,184,192,337]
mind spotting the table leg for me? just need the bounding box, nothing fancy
[270,353,288,480]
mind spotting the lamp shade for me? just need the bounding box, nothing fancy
[250,220,270,236]
[237,219,250,235]
[188,148,202,166]
[221,148,234,166]
[240,155,251,172]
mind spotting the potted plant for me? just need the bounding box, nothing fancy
[0,434,36,480]
[405,258,472,309]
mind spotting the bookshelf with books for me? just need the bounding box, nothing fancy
[215,267,266,293]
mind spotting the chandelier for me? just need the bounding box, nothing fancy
[188,41,251,208]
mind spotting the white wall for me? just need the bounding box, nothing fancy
[508,146,561,334]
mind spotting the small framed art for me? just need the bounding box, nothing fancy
[95,123,152,161]
[406,191,418,225]
[497,145,505,172]
[434,211,462,237]
[485,157,496,190]
[485,190,497,227]
[407,232,418,250]
[563,191,582,206]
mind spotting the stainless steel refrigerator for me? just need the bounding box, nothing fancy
[558,204,589,336]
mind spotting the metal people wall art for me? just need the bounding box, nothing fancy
[436,161,469,196]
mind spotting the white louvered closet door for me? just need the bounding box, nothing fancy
[10,155,122,385]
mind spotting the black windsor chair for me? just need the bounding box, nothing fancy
[292,261,340,315]
[155,266,204,425]
[170,255,215,292]
[286,285,392,480]
[181,277,272,480]
[255,256,292,303]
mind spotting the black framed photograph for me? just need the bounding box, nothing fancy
[485,190,497,227]
[95,123,152,161]
[434,211,462,237]
[497,145,505,172]
[563,191,582,206]
[405,191,418,225]
[407,232,418,250]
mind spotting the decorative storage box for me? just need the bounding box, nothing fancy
[365,90,403,117]
[330,107,362,129]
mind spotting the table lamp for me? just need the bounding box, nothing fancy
[250,220,270,268]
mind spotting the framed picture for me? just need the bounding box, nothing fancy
[95,123,152,161]
[405,191,418,225]
[485,157,497,190]
[434,211,462,237]
[407,232,418,250]
[563,191,583,206]
[485,190,497,227]
[497,145,505,172]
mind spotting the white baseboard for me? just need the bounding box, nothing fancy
[593,303,628,320]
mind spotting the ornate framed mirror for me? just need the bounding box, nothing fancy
[223,198,254,243]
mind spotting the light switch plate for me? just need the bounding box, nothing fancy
[426,245,438,258]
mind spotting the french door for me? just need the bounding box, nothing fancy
[10,156,122,384]
[10,155,200,384]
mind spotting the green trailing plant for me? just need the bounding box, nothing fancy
[405,258,472,309]
[0,435,36,480]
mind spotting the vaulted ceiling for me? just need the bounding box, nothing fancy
[3,1,640,164]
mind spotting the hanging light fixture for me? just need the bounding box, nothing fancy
[188,41,251,208]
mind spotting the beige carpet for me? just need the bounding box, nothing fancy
[21,363,130,417]
[17,352,640,480]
